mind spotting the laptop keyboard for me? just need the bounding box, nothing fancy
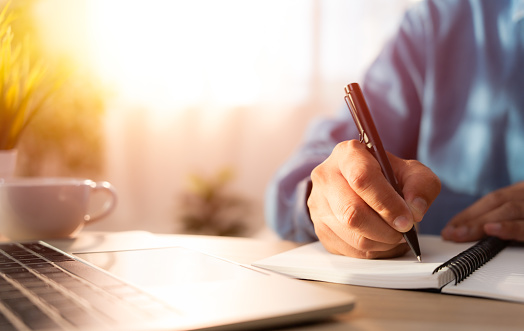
[0,242,180,330]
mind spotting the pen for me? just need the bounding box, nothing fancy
[344,82,422,262]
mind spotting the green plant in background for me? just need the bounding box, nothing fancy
[1,0,106,178]
[16,75,106,178]
[0,1,59,150]
[178,167,250,237]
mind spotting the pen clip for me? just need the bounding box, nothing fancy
[344,86,371,148]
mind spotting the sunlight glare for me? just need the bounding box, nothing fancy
[34,0,313,125]
[86,0,276,113]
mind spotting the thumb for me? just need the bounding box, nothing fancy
[389,154,441,223]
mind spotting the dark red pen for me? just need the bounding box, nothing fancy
[344,82,422,261]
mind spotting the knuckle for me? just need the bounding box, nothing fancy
[306,195,316,213]
[306,188,322,215]
[341,203,362,229]
[371,194,398,220]
[306,183,319,205]
[355,234,373,251]
[346,139,363,152]
[310,163,326,184]
[332,141,346,153]
[340,205,375,252]
[405,160,441,196]
[348,163,373,192]
[428,172,442,194]
[486,190,505,206]
[331,142,347,159]
[334,139,359,154]
[502,201,522,219]
[310,157,339,186]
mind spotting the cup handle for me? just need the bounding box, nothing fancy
[85,181,118,223]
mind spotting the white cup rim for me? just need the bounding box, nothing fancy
[0,177,94,187]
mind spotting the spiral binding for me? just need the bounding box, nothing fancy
[433,236,509,285]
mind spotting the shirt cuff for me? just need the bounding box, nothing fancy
[293,177,318,242]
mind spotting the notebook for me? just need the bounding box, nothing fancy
[0,240,356,331]
[253,235,524,304]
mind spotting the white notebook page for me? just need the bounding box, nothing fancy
[442,246,524,303]
[254,236,472,289]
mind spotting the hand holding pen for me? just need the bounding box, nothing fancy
[344,83,423,260]
[306,83,441,259]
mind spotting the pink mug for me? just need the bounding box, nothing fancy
[0,177,117,240]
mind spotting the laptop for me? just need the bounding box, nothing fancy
[0,240,355,330]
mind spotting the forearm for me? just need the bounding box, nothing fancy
[265,116,353,242]
[265,171,317,242]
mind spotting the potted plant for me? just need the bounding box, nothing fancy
[177,167,250,236]
[0,1,57,177]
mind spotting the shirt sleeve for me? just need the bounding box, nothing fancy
[361,3,426,159]
[265,3,428,242]
[264,114,357,242]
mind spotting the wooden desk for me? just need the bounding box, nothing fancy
[47,231,524,331]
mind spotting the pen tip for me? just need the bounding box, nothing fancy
[417,256,422,262]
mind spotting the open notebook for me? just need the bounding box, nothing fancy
[253,235,524,303]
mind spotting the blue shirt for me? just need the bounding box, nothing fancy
[266,0,524,242]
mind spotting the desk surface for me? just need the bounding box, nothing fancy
[47,231,524,331]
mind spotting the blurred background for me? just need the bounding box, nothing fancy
[5,0,419,238]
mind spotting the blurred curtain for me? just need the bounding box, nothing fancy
[36,0,419,235]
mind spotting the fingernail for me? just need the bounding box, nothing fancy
[409,197,427,216]
[484,223,502,234]
[393,216,412,232]
[441,226,453,238]
[455,225,469,238]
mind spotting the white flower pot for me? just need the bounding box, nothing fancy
[0,149,17,178]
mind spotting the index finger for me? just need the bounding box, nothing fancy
[337,140,414,233]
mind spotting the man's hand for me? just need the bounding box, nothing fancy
[307,140,441,259]
[441,182,524,242]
